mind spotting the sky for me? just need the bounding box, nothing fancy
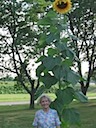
[81,61,89,75]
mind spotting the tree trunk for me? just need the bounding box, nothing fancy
[81,84,89,96]
[30,92,35,109]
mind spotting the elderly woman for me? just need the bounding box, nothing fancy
[32,95,61,128]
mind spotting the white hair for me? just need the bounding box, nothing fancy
[38,94,51,104]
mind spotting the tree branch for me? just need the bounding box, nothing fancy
[0,65,16,73]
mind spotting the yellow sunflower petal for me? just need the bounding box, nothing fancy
[53,0,72,14]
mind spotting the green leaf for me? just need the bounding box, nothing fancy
[55,42,67,52]
[34,85,46,100]
[46,33,55,44]
[67,70,79,85]
[43,56,61,70]
[50,99,64,115]
[38,17,51,25]
[36,64,46,77]
[61,37,70,43]
[51,87,74,115]
[36,56,45,63]
[38,33,46,48]
[48,48,59,56]
[53,66,64,80]
[62,108,80,125]
[46,10,57,18]
[40,73,58,88]
[74,91,88,102]
[49,26,58,33]
[46,32,60,44]
[53,65,69,80]
[62,59,73,67]
[66,49,75,60]
[56,87,74,105]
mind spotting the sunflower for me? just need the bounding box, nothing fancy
[53,0,72,14]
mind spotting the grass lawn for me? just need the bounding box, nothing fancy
[71,99,96,128]
[0,94,30,102]
[0,99,96,128]
[0,93,56,102]
[0,92,96,103]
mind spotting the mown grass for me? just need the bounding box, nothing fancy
[0,105,35,128]
[71,99,96,128]
[0,94,30,102]
[0,99,96,128]
[0,91,96,102]
[0,93,56,102]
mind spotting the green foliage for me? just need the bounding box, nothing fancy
[50,87,88,126]
[34,85,46,100]
[40,73,58,87]
[50,87,74,113]
[62,108,80,125]
[0,81,26,94]
[0,76,14,81]
[0,84,27,94]
[74,90,88,102]
[43,56,61,70]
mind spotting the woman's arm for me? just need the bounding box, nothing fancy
[54,110,61,128]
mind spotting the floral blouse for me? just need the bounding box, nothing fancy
[32,108,61,128]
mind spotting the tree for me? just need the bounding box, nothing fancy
[0,0,45,109]
[68,0,96,95]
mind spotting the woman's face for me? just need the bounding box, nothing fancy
[40,97,50,109]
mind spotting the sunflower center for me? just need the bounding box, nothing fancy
[57,2,67,9]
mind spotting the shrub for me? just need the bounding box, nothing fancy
[0,85,27,94]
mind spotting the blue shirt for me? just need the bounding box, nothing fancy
[32,108,61,128]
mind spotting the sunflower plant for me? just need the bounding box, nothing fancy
[36,0,87,128]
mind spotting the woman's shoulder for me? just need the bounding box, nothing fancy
[50,108,57,113]
[35,109,43,115]
[36,109,43,113]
